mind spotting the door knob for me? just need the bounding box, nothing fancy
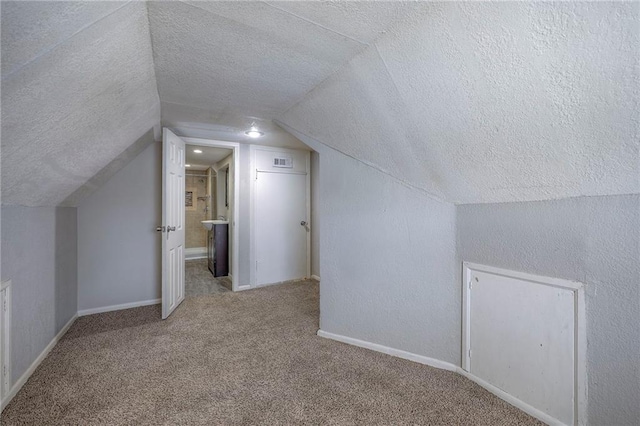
[156,226,166,232]
[167,226,177,233]
[300,221,307,226]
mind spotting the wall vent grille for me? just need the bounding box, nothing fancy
[273,156,293,168]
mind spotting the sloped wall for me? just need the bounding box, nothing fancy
[457,195,640,425]
[282,2,639,205]
[279,124,459,364]
[1,1,160,207]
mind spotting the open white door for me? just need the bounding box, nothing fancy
[161,128,186,319]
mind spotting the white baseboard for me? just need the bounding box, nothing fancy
[456,369,565,426]
[185,247,207,260]
[1,314,77,412]
[310,275,321,281]
[78,298,161,317]
[317,330,458,372]
[316,329,564,426]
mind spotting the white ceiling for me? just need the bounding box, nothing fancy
[148,1,417,151]
[281,2,640,204]
[2,1,638,206]
[1,1,160,206]
[185,145,232,171]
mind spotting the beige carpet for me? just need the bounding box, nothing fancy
[2,281,541,425]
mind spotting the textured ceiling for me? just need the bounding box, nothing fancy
[280,2,640,204]
[148,1,417,150]
[2,1,638,206]
[1,1,160,206]
[161,102,309,150]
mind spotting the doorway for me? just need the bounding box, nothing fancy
[161,128,240,319]
[184,143,234,297]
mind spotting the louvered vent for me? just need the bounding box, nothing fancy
[273,156,293,168]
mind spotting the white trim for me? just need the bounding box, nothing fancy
[316,329,572,426]
[310,275,321,281]
[182,137,241,291]
[317,330,458,372]
[457,369,565,426]
[462,261,586,426]
[185,247,207,260]
[78,299,161,317]
[1,314,77,412]
[1,280,11,402]
[463,262,583,290]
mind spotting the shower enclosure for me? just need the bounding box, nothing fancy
[185,167,216,258]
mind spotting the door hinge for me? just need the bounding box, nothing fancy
[468,280,472,290]
[468,349,472,358]
[2,296,6,312]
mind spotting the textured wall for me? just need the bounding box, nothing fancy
[1,206,77,384]
[281,2,639,204]
[237,144,252,287]
[280,123,460,364]
[310,151,320,277]
[78,142,162,311]
[457,195,640,425]
[1,1,160,206]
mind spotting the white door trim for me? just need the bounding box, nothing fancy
[249,145,311,288]
[0,280,11,404]
[462,262,587,426]
[181,137,242,291]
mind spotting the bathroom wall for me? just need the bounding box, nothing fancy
[185,173,209,249]
[215,154,232,221]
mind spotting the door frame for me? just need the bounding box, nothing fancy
[181,137,241,291]
[249,145,311,288]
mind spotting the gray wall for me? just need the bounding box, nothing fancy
[78,138,254,311]
[78,141,162,311]
[310,151,320,277]
[237,143,251,286]
[1,206,77,384]
[457,194,640,426]
[317,144,459,364]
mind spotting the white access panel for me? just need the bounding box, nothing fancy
[463,263,585,426]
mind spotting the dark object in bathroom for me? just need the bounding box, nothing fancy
[208,224,228,277]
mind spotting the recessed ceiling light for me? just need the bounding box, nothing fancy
[185,164,191,167]
[193,149,203,154]
[245,125,264,138]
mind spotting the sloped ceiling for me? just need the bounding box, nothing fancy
[2,1,638,206]
[280,2,640,204]
[148,1,416,149]
[1,1,160,206]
